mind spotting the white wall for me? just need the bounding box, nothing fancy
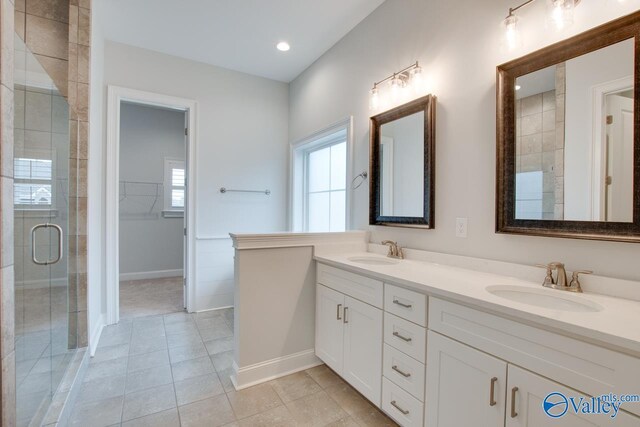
[231,231,368,388]
[103,41,289,311]
[564,39,634,220]
[119,103,185,278]
[289,0,640,281]
[88,0,106,353]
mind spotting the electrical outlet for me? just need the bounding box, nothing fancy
[456,218,468,238]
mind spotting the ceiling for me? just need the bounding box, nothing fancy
[101,0,385,82]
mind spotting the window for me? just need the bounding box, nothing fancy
[164,158,185,212]
[14,153,54,209]
[291,119,351,232]
[306,142,346,232]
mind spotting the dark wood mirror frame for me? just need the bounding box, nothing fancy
[496,12,640,243]
[370,94,436,228]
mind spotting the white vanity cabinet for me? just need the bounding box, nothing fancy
[427,332,640,426]
[381,284,428,427]
[426,331,507,427]
[315,265,383,405]
[315,260,640,427]
[427,297,640,426]
[315,284,346,373]
[506,365,640,427]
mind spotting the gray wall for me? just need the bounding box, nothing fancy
[119,102,185,278]
[288,0,640,281]
[104,41,289,310]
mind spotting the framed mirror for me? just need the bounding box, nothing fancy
[497,12,640,242]
[370,94,436,228]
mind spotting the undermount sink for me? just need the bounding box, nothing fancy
[348,256,400,266]
[486,285,604,313]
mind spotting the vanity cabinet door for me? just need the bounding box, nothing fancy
[426,331,507,427]
[316,284,345,374]
[506,365,640,427]
[343,295,383,406]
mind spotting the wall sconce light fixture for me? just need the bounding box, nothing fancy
[369,61,424,112]
[503,0,581,50]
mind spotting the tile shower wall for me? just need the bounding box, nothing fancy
[515,65,566,220]
[554,63,566,220]
[67,0,91,349]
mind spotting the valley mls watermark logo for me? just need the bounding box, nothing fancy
[543,392,639,419]
[543,392,569,418]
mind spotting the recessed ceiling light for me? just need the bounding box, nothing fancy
[276,42,290,52]
[515,84,521,91]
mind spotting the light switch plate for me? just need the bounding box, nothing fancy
[456,218,468,238]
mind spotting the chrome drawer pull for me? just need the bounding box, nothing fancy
[393,331,412,342]
[336,304,342,320]
[391,400,410,415]
[392,365,411,378]
[393,299,412,308]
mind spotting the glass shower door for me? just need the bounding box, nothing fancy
[14,33,75,427]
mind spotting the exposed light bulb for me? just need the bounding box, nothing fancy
[503,13,521,51]
[515,84,521,91]
[390,75,402,101]
[410,65,424,94]
[369,86,379,111]
[547,0,575,31]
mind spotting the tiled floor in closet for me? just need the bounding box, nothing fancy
[119,277,185,319]
[68,308,397,426]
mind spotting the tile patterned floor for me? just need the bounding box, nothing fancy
[119,277,184,319]
[68,309,398,426]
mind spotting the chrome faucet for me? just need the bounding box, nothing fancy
[536,262,592,293]
[382,240,404,259]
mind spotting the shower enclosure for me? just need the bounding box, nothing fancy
[14,33,78,426]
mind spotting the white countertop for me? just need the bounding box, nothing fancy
[314,252,640,356]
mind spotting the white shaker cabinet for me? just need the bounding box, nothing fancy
[342,296,383,403]
[426,331,507,427]
[506,365,640,427]
[315,284,345,374]
[315,283,383,405]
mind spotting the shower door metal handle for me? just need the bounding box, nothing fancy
[31,223,63,266]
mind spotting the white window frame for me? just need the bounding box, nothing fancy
[289,117,354,232]
[14,148,57,211]
[163,157,185,217]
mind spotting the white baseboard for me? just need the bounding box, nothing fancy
[195,305,233,314]
[119,269,183,281]
[232,349,322,390]
[89,313,105,357]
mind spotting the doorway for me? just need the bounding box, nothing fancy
[118,102,187,318]
[106,86,197,324]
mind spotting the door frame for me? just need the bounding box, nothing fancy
[590,75,634,220]
[106,85,198,324]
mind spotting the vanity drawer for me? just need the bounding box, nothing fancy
[383,344,425,401]
[382,377,424,427]
[429,297,640,417]
[384,312,426,362]
[384,283,427,326]
[317,263,383,308]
